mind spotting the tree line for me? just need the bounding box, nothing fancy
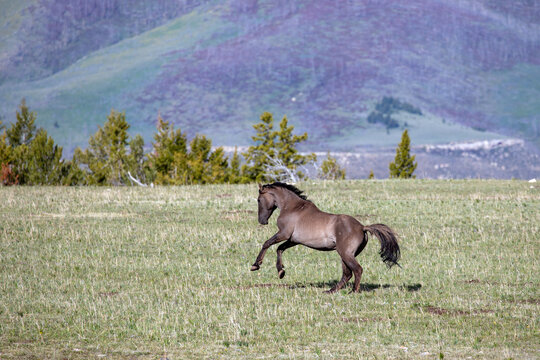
[1,100,351,186]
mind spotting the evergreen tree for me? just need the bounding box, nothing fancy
[0,129,13,166]
[389,129,417,178]
[149,113,231,185]
[275,116,316,179]
[27,128,64,185]
[80,110,132,185]
[206,146,229,184]
[0,130,16,185]
[186,134,212,184]
[128,134,150,184]
[61,148,88,185]
[242,112,314,182]
[185,135,229,184]
[7,99,36,147]
[368,170,375,179]
[149,113,188,185]
[11,145,30,184]
[318,152,346,180]
[242,112,276,182]
[228,147,242,184]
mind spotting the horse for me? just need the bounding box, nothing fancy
[250,182,401,293]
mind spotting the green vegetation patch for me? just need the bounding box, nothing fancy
[0,180,538,358]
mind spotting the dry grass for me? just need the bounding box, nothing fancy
[0,180,538,359]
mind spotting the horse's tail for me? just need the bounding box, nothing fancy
[364,224,401,268]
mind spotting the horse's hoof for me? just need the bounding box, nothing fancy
[250,264,260,271]
[324,289,336,294]
[278,269,285,279]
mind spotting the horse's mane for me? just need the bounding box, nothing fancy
[262,182,308,200]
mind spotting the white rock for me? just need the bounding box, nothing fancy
[528,178,536,183]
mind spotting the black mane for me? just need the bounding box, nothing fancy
[262,182,308,200]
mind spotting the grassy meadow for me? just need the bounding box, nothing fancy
[0,180,538,359]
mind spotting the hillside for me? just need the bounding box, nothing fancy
[0,0,539,155]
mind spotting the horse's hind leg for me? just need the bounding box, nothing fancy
[324,260,352,293]
[276,240,296,279]
[342,255,363,293]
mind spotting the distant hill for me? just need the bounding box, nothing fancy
[0,0,538,154]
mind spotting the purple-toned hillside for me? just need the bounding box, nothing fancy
[138,0,539,143]
[0,0,538,155]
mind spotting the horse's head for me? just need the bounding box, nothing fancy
[257,183,277,225]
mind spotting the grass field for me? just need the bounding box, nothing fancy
[0,180,538,359]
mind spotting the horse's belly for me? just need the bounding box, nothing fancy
[292,233,336,251]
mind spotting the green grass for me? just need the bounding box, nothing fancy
[0,180,538,359]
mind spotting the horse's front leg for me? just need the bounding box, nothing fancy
[251,232,288,271]
[276,240,297,279]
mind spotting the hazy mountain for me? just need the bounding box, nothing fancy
[0,0,538,155]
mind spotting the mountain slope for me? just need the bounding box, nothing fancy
[0,0,538,153]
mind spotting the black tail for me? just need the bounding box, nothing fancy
[364,224,401,268]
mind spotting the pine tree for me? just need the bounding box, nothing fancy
[206,145,229,184]
[0,130,16,185]
[0,130,13,167]
[7,99,36,147]
[127,134,149,184]
[275,116,316,179]
[319,152,346,180]
[368,170,375,179]
[62,148,88,185]
[186,135,212,184]
[149,113,188,185]
[185,135,229,185]
[242,112,276,182]
[2,99,39,184]
[80,110,132,185]
[27,129,64,185]
[242,112,314,182]
[389,129,417,178]
[228,147,242,184]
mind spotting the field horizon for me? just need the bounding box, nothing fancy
[0,180,538,359]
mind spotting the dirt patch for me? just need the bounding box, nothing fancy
[424,306,494,316]
[33,212,136,219]
[235,283,297,290]
[463,279,535,287]
[216,193,232,198]
[510,298,540,305]
[226,210,256,214]
[11,339,34,344]
[342,317,385,323]
[99,291,119,298]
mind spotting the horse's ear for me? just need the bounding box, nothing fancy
[258,183,263,192]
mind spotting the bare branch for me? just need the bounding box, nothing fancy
[127,171,148,187]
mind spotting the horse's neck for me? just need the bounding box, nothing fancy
[274,189,303,210]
